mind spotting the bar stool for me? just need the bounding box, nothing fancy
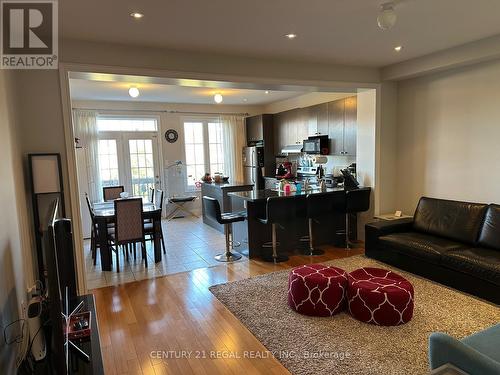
[343,187,371,249]
[257,196,298,263]
[303,192,346,256]
[202,196,246,262]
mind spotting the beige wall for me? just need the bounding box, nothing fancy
[376,82,398,214]
[0,71,33,371]
[396,59,500,214]
[356,90,377,238]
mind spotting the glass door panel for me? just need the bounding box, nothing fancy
[128,138,157,199]
[98,139,120,187]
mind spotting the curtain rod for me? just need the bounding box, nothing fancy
[71,107,249,116]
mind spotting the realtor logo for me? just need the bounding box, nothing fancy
[1,0,58,69]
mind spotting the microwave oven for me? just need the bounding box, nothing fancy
[303,136,329,155]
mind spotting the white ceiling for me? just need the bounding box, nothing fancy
[69,79,305,105]
[61,0,500,67]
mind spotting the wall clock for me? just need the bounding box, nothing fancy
[165,129,178,143]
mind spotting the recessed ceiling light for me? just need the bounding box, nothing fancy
[130,12,144,19]
[265,90,270,94]
[285,33,297,39]
[214,93,223,104]
[128,86,140,98]
[394,45,403,52]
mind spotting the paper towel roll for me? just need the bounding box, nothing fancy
[312,156,328,164]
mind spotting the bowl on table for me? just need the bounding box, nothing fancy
[120,192,130,199]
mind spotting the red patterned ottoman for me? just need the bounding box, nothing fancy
[288,264,348,317]
[347,267,414,326]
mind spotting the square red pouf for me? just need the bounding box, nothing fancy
[347,267,414,326]
[288,264,348,317]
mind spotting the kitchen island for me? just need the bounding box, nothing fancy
[229,188,357,258]
[201,181,254,233]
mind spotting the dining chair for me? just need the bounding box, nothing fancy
[144,189,166,254]
[109,198,147,272]
[149,187,155,204]
[86,193,115,267]
[103,186,124,201]
[85,193,99,265]
[144,187,155,225]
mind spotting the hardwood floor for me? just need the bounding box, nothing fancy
[92,246,364,375]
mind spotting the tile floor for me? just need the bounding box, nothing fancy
[85,216,242,289]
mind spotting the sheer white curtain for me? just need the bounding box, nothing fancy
[221,115,246,182]
[72,110,101,202]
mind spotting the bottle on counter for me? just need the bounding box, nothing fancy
[295,182,302,194]
[303,178,310,191]
[319,178,327,192]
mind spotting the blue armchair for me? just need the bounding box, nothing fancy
[429,324,500,375]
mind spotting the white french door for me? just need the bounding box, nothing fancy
[98,132,161,199]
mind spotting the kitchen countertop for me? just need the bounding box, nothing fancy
[201,181,254,189]
[229,187,345,202]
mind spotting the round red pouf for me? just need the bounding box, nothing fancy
[288,264,348,317]
[347,267,414,326]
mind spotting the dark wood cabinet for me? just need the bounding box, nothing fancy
[246,115,264,143]
[272,96,357,156]
[328,99,345,155]
[328,96,357,156]
[245,114,275,176]
[343,96,357,156]
[308,103,329,136]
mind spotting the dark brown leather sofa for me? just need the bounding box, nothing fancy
[365,197,500,304]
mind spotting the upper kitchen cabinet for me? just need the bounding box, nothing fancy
[245,114,273,145]
[294,107,309,144]
[307,103,329,137]
[343,96,357,156]
[328,96,357,156]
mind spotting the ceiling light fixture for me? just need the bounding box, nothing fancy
[214,93,223,104]
[128,86,140,98]
[377,2,397,30]
[265,90,270,94]
[130,12,144,19]
[285,33,297,39]
[394,45,403,52]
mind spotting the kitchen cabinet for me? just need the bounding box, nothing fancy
[245,114,273,144]
[272,97,357,156]
[273,108,308,154]
[245,114,275,176]
[328,96,357,156]
[343,96,357,156]
[295,108,309,144]
[308,103,329,137]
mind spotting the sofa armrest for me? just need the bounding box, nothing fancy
[365,218,414,254]
[429,332,500,375]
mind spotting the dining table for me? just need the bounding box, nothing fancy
[92,199,163,271]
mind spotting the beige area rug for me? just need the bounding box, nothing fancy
[209,256,500,375]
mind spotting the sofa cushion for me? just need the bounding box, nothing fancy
[478,204,500,251]
[413,197,487,245]
[442,248,500,286]
[379,232,466,264]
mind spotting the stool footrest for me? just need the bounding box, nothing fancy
[214,251,242,262]
[261,253,289,263]
[300,248,325,256]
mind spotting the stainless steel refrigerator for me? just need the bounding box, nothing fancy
[242,146,265,189]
